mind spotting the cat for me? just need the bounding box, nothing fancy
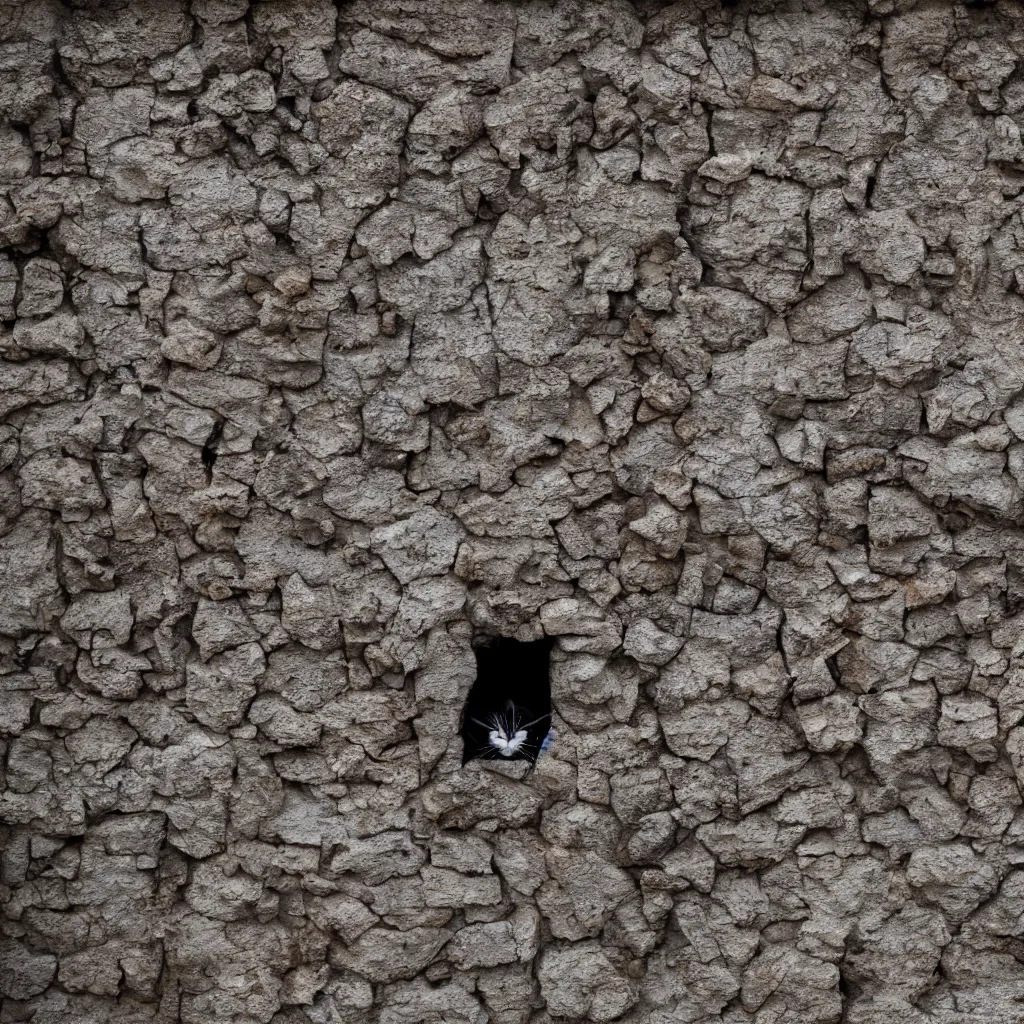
[470,700,549,761]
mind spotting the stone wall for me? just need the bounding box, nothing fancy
[3,1,1024,1021]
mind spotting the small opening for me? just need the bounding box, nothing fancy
[201,419,224,469]
[461,636,554,765]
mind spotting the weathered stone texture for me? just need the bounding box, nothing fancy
[4,0,1024,1021]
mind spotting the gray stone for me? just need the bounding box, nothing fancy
[4,4,1024,1021]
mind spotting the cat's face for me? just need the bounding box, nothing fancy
[487,723,530,757]
[469,703,547,762]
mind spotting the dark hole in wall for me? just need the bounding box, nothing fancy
[461,636,554,764]
[201,419,224,469]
